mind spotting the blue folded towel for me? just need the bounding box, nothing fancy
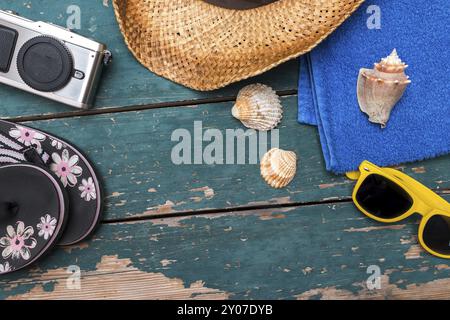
[297,0,450,174]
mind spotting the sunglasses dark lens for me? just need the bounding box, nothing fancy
[356,174,413,219]
[422,215,450,255]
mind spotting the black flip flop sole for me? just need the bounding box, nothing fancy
[0,164,68,275]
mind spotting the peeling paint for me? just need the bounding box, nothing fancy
[0,184,449,299]
[190,186,215,200]
[344,225,406,233]
[400,235,416,245]
[296,275,450,300]
[115,200,127,207]
[64,242,90,254]
[247,197,292,207]
[144,200,183,216]
[258,213,286,221]
[404,245,423,260]
[302,267,313,275]
[318,180,352,189]
[108,192,125,198]
[150,216,186,228]
[160,259,177,267]
[435,264,450,271]
[412,167,426,174]
[6,256,229,300]
[1,0,449,301]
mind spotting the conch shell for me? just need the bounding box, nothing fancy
[232,84,283,131]
[357,49,411,128]
[260,148,297,189]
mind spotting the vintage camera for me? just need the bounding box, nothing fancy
[0,9,112,109]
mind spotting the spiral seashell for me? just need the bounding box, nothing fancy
[357,49,411,128]
[232,84,283,131]
[260,148,297,189]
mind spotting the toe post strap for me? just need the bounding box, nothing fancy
[22,147,47,166]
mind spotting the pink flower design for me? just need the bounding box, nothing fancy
[9,125,46,148]
[0,262,12,274]
[51,138,64,150]
[37,214,57,240]
[79,177,96,201]
[0,222,37,261]
[42,152,50,163]
[50,149,83,187]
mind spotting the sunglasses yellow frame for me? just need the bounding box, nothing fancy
[347,161,450,259]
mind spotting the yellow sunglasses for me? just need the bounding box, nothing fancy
[347,161,450,259]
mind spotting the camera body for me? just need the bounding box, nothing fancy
[0,9,111,109]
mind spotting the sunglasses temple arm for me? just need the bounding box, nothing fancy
[346,171,361,180]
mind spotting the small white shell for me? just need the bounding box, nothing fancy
[260,148,297,189]
[232,84,283,131]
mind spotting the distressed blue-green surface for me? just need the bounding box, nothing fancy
[0,0,298,118]
[23,96,450,221]
[0,0,448,300]
[1,201,450,299]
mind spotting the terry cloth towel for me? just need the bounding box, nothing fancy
[297,0,450,174]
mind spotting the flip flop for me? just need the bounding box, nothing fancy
[0,120,102,246]
[0,164,68,275]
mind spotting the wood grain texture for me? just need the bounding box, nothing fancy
[2,199,450,300]
[0,0,298,119]
[22,96,450,221]
[0,0,449,301]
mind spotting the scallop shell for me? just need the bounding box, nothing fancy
[260,148,297,189]
[232,84,283,131]
[357,49,411,128]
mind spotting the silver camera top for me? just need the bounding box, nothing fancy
[0,9,112,109]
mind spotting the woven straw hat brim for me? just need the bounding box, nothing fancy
[113,0,364,91]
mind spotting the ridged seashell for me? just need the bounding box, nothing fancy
[260,148,297,189]
[232,84,283,131]
[357,49,411,128]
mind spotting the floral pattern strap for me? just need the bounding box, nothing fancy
[0,131,49,165]
[5,125,96,205]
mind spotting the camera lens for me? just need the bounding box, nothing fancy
[17,36,73,92]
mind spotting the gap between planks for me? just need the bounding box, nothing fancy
[6,88,448,228]
[3,189,448,291]
[102,188,450,225]
[8,90,298,123]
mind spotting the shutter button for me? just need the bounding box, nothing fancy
[73,70,85,80]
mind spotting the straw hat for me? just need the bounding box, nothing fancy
[112,0,364,90]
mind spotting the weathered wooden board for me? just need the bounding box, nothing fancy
[0,0,298,119]
[1,0,449,301]
[2,199,450,300]
[23,96,450,221]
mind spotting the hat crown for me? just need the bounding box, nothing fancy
[204,0,278,10]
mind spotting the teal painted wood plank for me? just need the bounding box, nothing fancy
[2,199,450,300]
[23,96,450,221]
[0,0,298,118]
